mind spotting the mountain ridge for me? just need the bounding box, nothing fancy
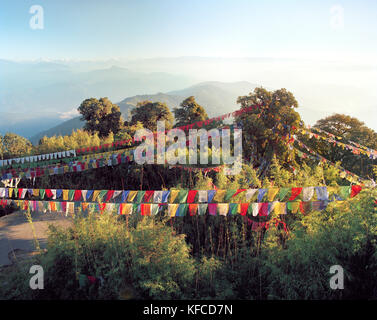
[29,80,258,144]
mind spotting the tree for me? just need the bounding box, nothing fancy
[235,87,302,176]
[36,129,102,154]
[1,133,33,158]
[298,114,377,177]
[129,101,174,131]
[78,97,124,137]
[174,96,208,127]
[314,114,377,149]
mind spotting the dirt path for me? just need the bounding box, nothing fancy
[0,211,73,266]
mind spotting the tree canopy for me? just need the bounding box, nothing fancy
[235,87,302,176]
[78,97,124,137]
[0,133,33,158]
[129,101,174,131]
[297,113,377,178]
[314,113,377,149]
[174,96,208,127]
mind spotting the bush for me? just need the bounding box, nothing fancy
[31,211,196,300]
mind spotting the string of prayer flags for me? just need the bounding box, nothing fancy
[299,127,377,160]
[0,149,77,168]
[1,147,135,180]
[0,186,366,205]
[74,103,261,156]
[293,139,374,187]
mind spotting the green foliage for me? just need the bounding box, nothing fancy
[298,113,377,178]
[129,101,174,131]
[2,89,377,301]
[236,87,302,175]
[174,96,208,127]
[1,133,33,158]
[16,213,197,300]
[264,190,377,299]
[78,97,124,137]
[36,129,102,154]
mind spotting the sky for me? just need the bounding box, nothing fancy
[0,0,376,130]
[1,0,377,62]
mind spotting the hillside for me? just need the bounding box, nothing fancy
[0,61,192,137]
[30,81,258,143]
[30,117,85,145]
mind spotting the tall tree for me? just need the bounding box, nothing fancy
[299,114,377,177]
[174,96,208,127]
[314,114,377,149]
[129,101,174,131]
[1,133,33,158]
[78,97,124,137]
[235,87,302,176]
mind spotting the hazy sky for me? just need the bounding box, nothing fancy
[1,0,377,62]
[1,0,376,130]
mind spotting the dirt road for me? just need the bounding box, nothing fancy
[0,211,72,266]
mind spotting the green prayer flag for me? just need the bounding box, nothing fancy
[98,190,108,202]
[68,190,75,201]
[133,203,139,213]
[39,189,46,200]
[224,189,237,202]
[279,188,290,201]
[198,204,208,215]
[229,203,239,215]
[177,190,189,203]
[136,191,146,204]
[177,204,188,216]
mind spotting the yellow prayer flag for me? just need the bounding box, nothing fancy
[127,191,138,202]
[168,204,179,217]
[169,190,179,203]
[121,203,133,215]
[92,190,101,202]
[291,202,300,214]
[267,188,279,202]
[213,190,226,202]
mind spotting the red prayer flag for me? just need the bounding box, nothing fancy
[187,190,198,203]
[258,203,269,216]
[232,189,246,198]
[289,187,302,201]
[240,203,249,216]
[105,190,115,202]
[351,185,362,198]
[74,190,82,201]
[144,191,154,203]
[141,203,151,216]
[45,189,53,198]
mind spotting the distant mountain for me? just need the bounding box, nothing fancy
[0,61,193,137]
[168,81,256,117]
[30,117,85,145]
[117,92,184,120]
[30,81,258,144]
